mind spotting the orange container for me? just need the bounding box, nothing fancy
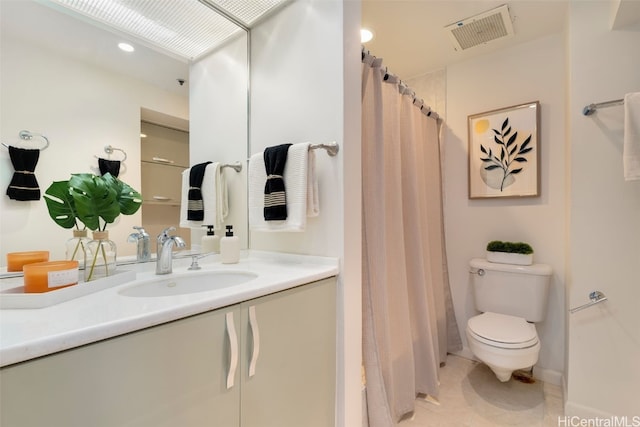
[23,260,79,293]
[6,251,49,272]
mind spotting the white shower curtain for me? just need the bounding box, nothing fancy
[362,52,461,426]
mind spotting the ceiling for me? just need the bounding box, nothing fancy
[361,0,570,79]
[1,1,190,94]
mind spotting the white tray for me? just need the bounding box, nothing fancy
[0,270,136,309]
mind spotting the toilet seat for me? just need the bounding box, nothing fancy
[467,312,538,349]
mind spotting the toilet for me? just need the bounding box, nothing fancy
[466,258,552,382]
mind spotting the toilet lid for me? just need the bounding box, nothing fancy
[468,312,538,349]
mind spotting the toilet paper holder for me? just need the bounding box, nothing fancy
[569,291,608,314]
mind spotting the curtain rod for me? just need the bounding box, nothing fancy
[362,47,440,120]
[582,98,624,116]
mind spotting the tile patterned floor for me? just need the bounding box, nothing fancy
[400,355,564,427]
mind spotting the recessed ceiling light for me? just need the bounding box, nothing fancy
[361,28,373,43]
[118,42,135,52]
[140,133,147,138]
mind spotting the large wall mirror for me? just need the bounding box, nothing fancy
[0,0,250,268]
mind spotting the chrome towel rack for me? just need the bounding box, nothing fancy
[103,145,127,161]
[582,99,624,116]
[2,130,50,150]
[222,162,242,172]
[309,141,339,156]
[569,291,608,314]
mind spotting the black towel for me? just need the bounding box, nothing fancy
[98,158,121,177]
[263,143,292,221]
[6,146,41,201]
[187,161,212,221]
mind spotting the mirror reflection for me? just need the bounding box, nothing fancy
[0,0,249,271]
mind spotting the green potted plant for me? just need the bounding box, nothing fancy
[486,240,534,265]
[44,173,142,281]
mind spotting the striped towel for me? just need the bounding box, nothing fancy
[187,161,211,220]
[263,143,292,220]
[249,142,318,232]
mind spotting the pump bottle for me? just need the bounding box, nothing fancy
[220,225,239,264]
[201,225,219,253]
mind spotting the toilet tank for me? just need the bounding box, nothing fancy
[469,258,552,322]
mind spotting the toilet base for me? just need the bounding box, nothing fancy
[485,363,526,382]
[466,329,540,383]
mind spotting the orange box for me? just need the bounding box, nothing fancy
[6,251,49,272]
[23,260,79,293]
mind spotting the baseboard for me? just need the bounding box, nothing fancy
[532,366,563,386]
[450,347,477,361]
[564,401,618,419]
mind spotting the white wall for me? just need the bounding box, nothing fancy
[566,2,640,417]
[444,34,567,382]
[189,34,248,249]
[249,1,362,426]
[0,35,188,263]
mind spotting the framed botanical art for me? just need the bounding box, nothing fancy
[468,101,540,199]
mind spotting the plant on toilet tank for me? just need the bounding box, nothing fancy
[486,240,534,265]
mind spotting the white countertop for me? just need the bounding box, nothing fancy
[0,251,339,368]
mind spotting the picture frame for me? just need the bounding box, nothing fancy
[468,101,540,199]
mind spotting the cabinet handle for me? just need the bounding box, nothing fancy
[152,156,175,164]
[225,312,238,389]
[152,196,171,201]
[248,305,260,377]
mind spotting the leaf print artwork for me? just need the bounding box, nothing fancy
[478,117,533,191]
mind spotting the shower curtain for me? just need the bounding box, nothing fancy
[361,52,462,426]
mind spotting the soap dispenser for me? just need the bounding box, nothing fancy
[220,225,239,264]
[201,225,219,253]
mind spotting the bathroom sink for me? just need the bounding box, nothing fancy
[119,271,258,297]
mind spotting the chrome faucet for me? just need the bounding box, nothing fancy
[156,227,186,275]
[128,226,150,262]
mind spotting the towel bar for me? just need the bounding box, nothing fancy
[582,99,624,116]
[569,291,608,313]
[222,162,242,172]
[309,141,339,156]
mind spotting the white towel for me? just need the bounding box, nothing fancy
[249,142,319,231]
[180,162,228,230]
[624,92,640,181]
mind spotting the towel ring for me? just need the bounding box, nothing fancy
[2,130,50,150]
[103,145,127,162]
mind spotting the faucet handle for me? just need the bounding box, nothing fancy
[188,255,202,270]
[158,226,177,241]
[132,226,149,237]
[160,226,176,235]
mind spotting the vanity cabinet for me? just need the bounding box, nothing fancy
[0,277,336,427]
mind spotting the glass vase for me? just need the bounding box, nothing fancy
[84,231,117,282]
[66,229,90,268]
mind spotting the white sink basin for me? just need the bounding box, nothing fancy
[119,271,258,297]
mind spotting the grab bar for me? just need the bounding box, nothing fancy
[569,291,608,314]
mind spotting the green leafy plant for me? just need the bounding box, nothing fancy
[486,240,534,255]
[44,173,142,279]
[479,117,533,191]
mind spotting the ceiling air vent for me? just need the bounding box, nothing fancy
[445,4,514,51]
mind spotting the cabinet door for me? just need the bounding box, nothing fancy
[240,278,336,427]
[0,306,241,427]
[141,122,189,167]
[141,162,185,206]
